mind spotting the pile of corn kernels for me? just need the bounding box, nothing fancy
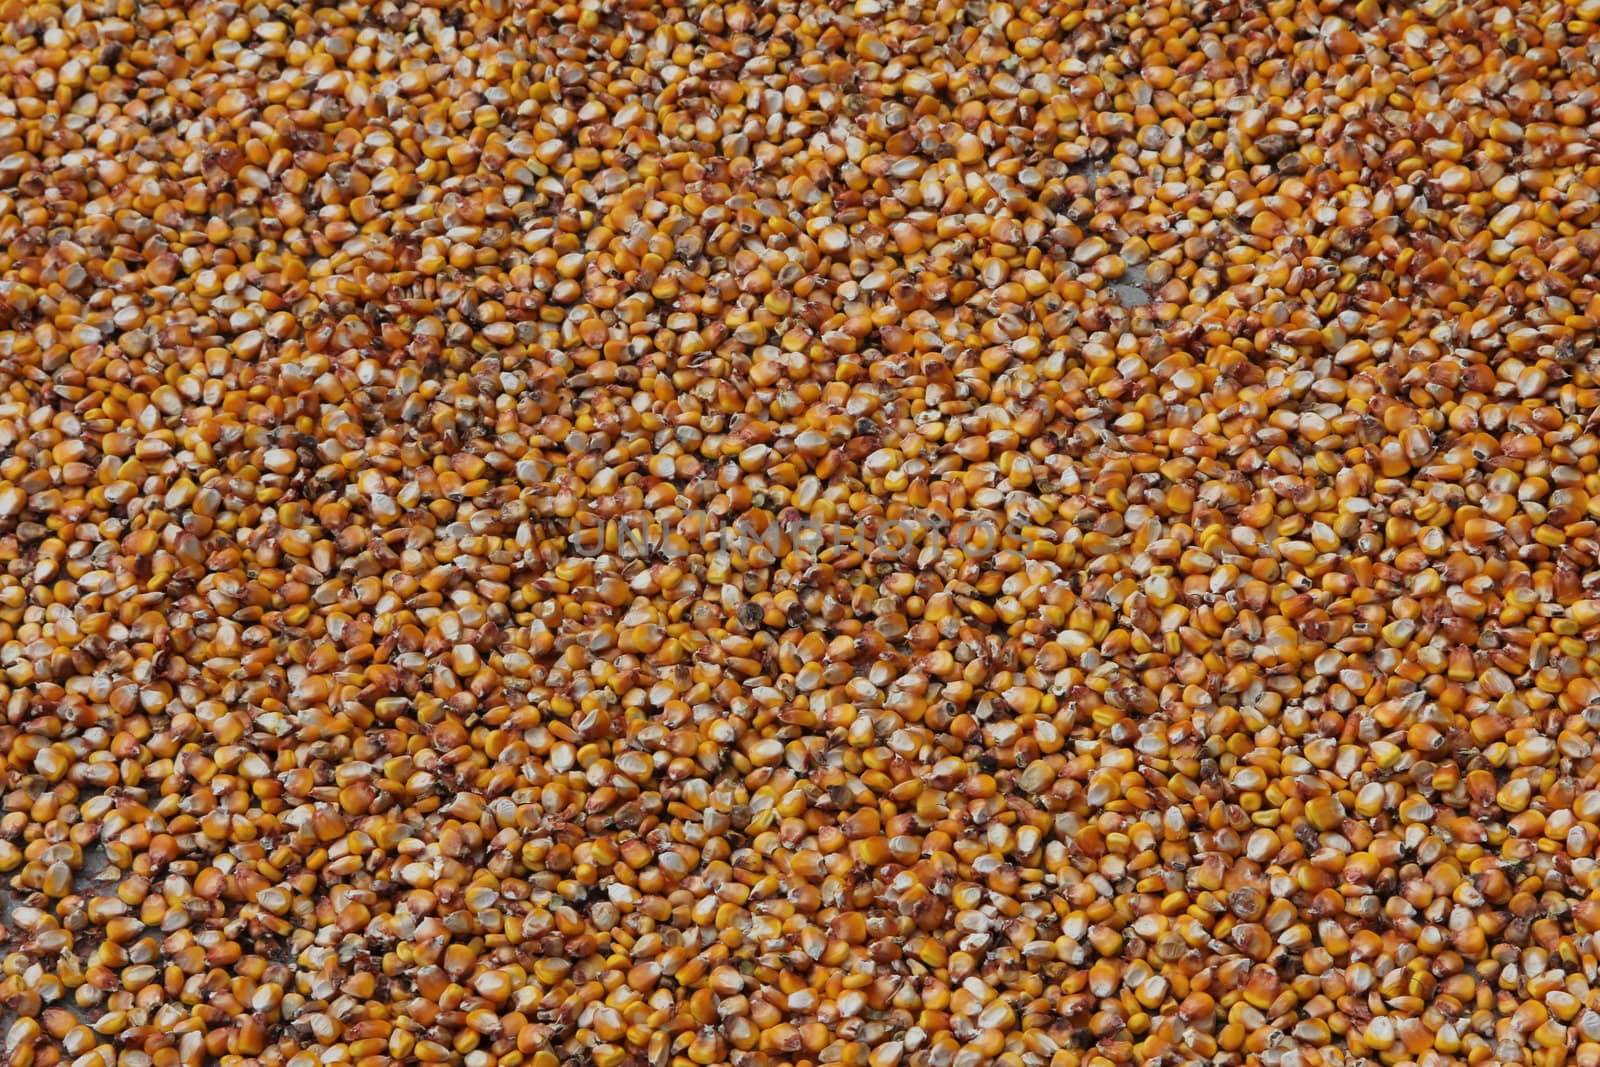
[3,0,1600,1065]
